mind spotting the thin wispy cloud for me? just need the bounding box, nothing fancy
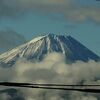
[0,0,100,23]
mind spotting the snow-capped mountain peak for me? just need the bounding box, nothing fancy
[0,34,99,67]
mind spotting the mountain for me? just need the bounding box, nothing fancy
[0,34,99,67]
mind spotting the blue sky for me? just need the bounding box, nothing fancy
[0,0,100,56]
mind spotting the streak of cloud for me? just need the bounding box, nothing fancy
[0,0,100,23]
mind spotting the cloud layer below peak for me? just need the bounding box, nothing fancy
[0,52,100,100]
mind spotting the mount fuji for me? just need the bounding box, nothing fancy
[0,34,99,67]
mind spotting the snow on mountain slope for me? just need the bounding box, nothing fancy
[0,34,99,67]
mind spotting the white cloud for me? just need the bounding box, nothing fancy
[0,52,100,99]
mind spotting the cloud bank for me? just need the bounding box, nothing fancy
[0,52,100,100]
[0,0,100,23]
[0,29,26,54]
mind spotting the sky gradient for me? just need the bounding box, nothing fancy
[0,0,100,56]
